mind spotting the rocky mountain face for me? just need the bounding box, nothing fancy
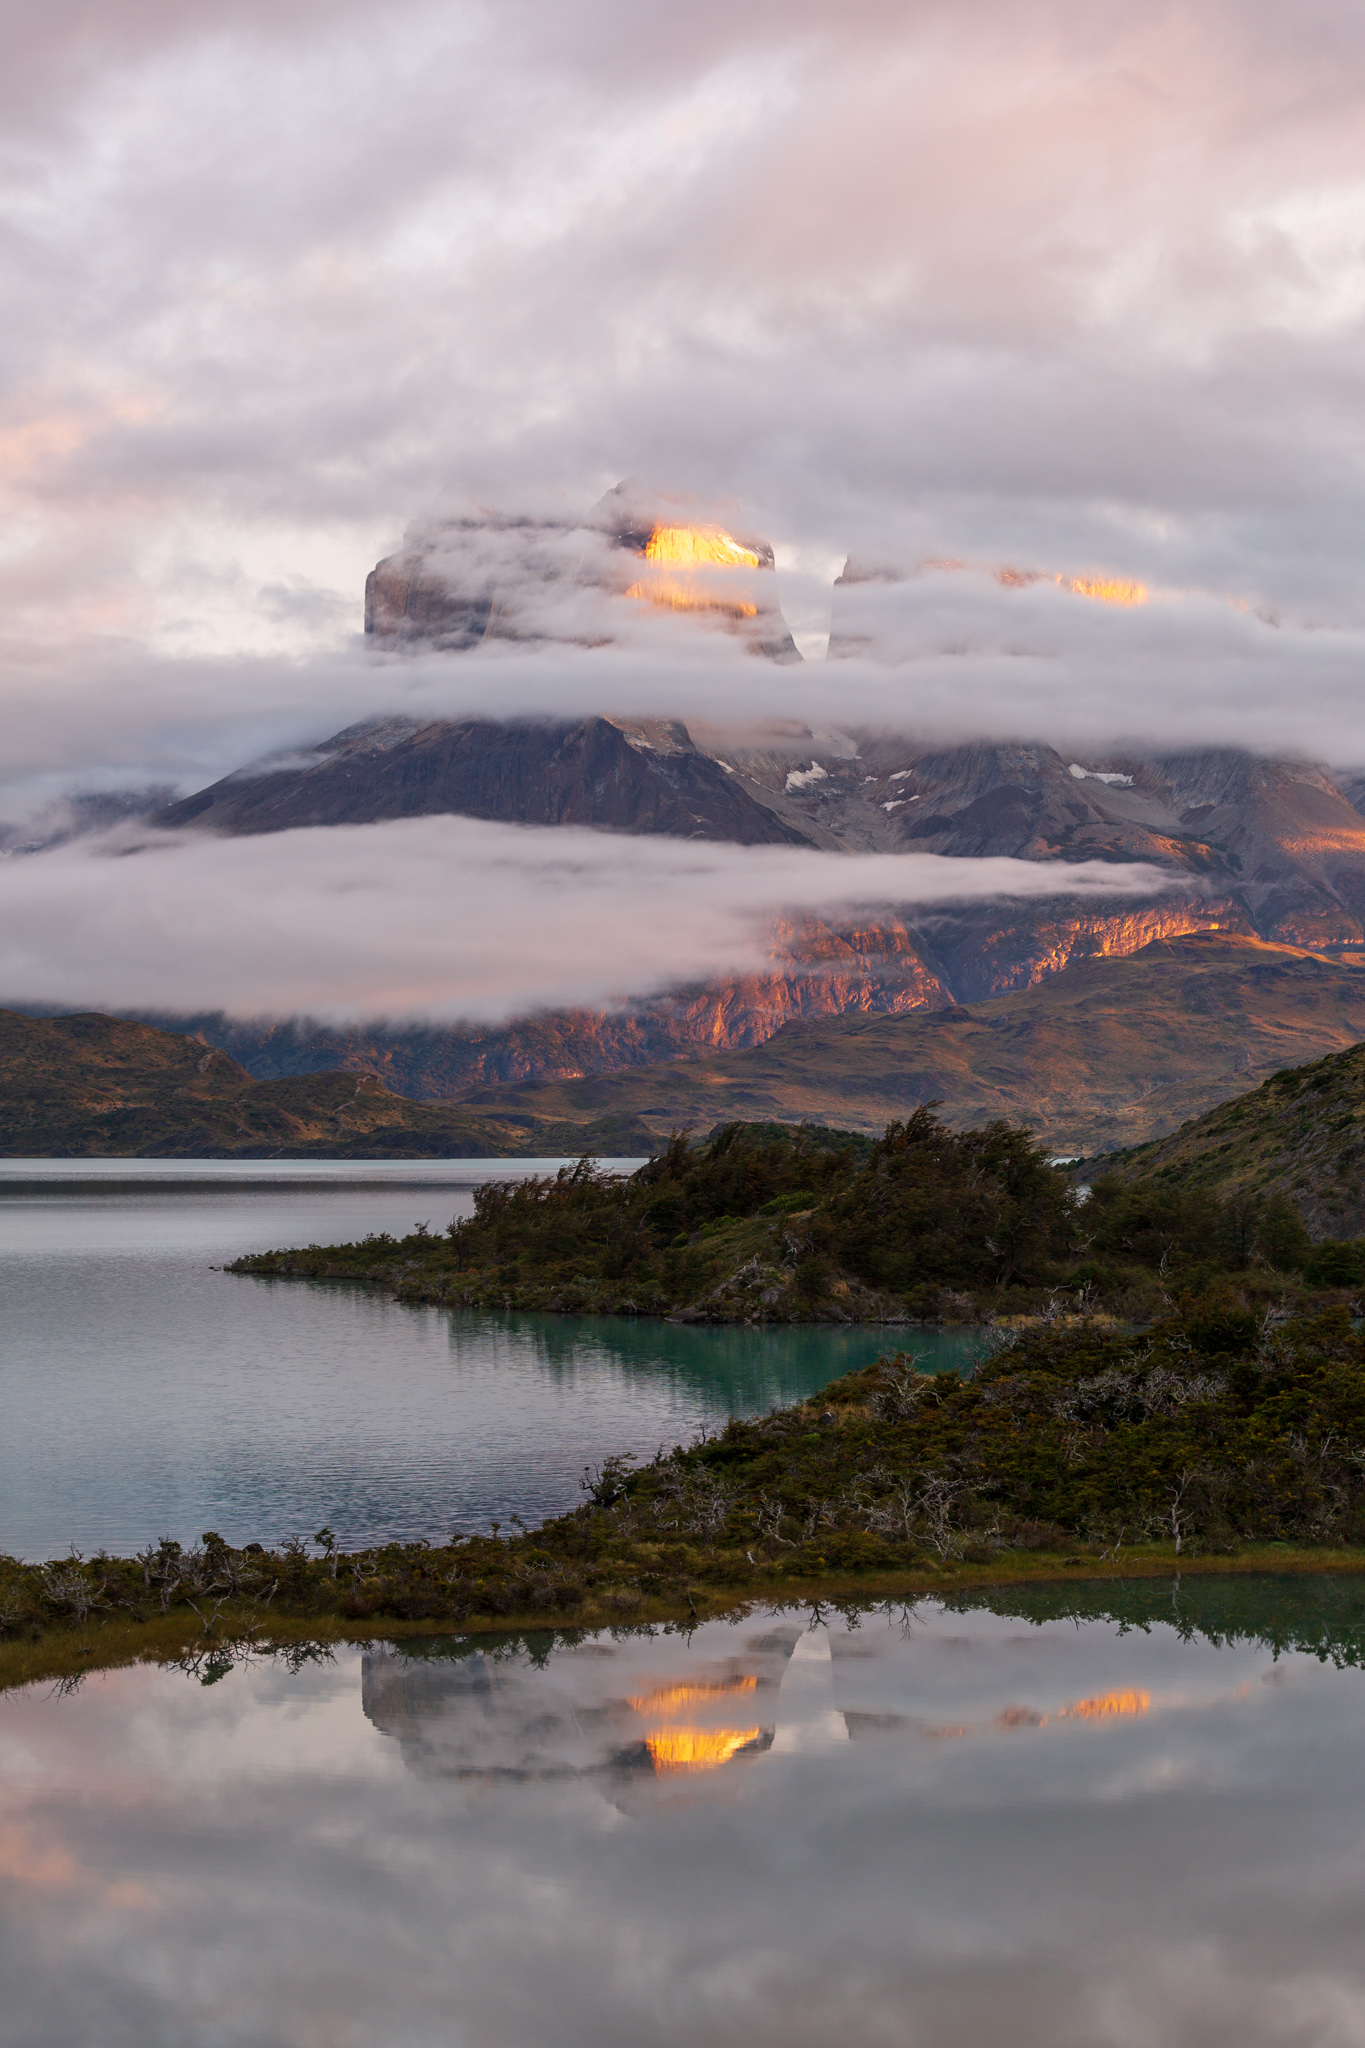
[447,934,1365,1158]
[152,715,808,845]
[0,1011,656,1159]
[363,484,801,662]
[725,736,1365,946]
[138,898,1227,1098]
[137,503,1365,1107]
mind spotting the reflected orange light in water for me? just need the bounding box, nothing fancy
[947,1689,1152,1739]
[628,1676,759,1715]
[1054,1688,1151,1721]
[644,1726,764,1773]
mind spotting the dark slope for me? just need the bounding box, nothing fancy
[152,715,808,845]
[740,737,1365,948]
[1101,1035,1365,1239]
[0,1011,657,1158]
[451,934,1365,1157]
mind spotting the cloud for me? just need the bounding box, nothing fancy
[0,817,1177,1020]
[4,0,1365,996]
[7,561,1365,830]
[2,2,1365,671]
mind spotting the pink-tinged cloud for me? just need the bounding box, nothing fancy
[0,818,1177,1021]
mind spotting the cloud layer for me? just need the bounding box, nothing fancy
[5,1,1365,1007]
[0,818,1176,1021]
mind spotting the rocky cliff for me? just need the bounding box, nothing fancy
[446,934,1365,1158]
[364,484,801,661]
[140,503,1365,1097]
[134,897,1229,1099]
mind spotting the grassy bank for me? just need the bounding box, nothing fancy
[11,1288,1365,1690]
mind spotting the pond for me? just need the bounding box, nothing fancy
[0,1160,978,1557]
[4,1574,1364,2046]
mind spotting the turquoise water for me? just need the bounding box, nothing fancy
[5,1575,1364,2047]
[0,1161,976,1556]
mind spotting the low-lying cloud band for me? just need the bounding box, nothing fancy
[0,817,1181,1023]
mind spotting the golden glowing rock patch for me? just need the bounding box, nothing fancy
[643,524,762,569]
[1059,575,1149,606]
[626,522,763,619]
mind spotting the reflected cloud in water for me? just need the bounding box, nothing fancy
[3,1584,1365,2044]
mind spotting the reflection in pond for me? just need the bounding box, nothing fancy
[8,1576,1365,2046]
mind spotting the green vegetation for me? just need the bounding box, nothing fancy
[232,1109,1365,1324]
[231,1111,1082,1321]
[11,1289,1365,1688]
[1099,1034,1365,1240]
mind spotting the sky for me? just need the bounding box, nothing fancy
[3,0,1365,1018]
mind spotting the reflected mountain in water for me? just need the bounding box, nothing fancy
[362,1574,1365,1796]
[361,1626,804,1785]
[14,1576,1365,2048]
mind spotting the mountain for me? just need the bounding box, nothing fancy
[151,714,809,845]
[135,499,1365,1101]
[363,483,802,662]
[441,934,1365,1157]
[134,897,1227,1099]
[1097,1036,1365,1241]
[0,1012,657,1159]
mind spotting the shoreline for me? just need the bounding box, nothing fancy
[6,1544,1365,1694]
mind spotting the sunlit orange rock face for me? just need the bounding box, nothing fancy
[644,525,763,570]
[1059,575,1148,606]
[993,567,1149,604]
[625,523,762,620]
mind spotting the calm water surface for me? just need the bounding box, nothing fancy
[0,1160,976,1556]
[4,1576,1365,2047]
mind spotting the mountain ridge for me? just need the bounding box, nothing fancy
[0,1011,657,1159]
[441,934,1365,1157]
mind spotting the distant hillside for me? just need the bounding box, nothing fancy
[456,934,1365,1156]
[0,1012,656,1159]
[1097,1038,1365,1239]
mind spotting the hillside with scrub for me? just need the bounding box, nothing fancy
[1099,1037,1365,1245]
[9,1292,1365,1688]
[232,1110,1365,1324]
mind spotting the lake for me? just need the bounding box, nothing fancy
[4,1574,1365,2046]
[0,1159,978,1558]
